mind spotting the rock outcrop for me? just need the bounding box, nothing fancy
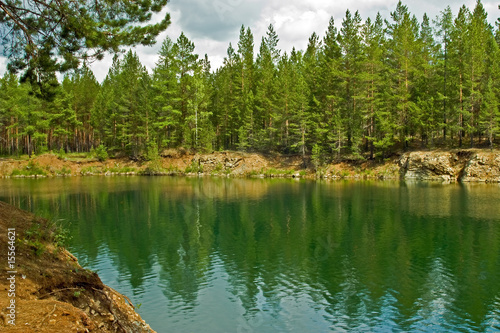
[461,152,500,182]
[399,150,500,182]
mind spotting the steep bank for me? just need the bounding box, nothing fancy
[399,150,500,182]
[0,149,499,182]
[0,201,155,332]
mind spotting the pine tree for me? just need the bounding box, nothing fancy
[237,26,256,150]
[359,13,391,159]
[18,82,45,157]
[50,80,82,151]
[116,51,151,158]
[287,49,311,163]
[152,37,182,148]
[176,32,199,147]
[339,10,363,155]
[0,73,22,154]
[195,55,216,151]
[61,66,99,152]
[254,24,280,150]
[414,13,440,147]
[449,6,471,147]
[186,56,214,150]
[435,6,454,140]
[276,52,292,151]
[467,0,491,147]
[302,32,322,156]
[1,0,171,74]
[318,17,343,157]
[215,43,240,149]
[480,78,499,148]
[92,51,151,157]
[92,56,120,149]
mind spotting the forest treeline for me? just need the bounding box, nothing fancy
[1,1,499,160]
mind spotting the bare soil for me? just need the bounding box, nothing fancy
[0,201,155,333]
[0,150,401,179]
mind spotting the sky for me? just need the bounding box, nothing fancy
[0,0,499,82]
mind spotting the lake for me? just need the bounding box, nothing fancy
[1,176,500,332]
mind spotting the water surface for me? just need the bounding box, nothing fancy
[1,177,499,332]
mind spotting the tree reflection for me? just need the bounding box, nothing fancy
[0,178,499,331]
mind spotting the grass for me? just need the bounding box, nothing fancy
[11,161,47,177]
[56,166,72,176]
[21,217,71,256]
[105,163,136,173]
[248,167,295,177]
[210,162,225,175]
[141,160,171,175]
[184,160,204,173]
[80,166,104,175]
[81,164,137,175]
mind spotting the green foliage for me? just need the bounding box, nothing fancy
[141,160,167,175]
[262,168,294,176]
[80,166,104,175]
[1,0,171,74]
[52,223,72,248]
[56,167,72,176]
[1,1,500,161]
[185,160,204,174]
[72,288,85,298]
[11,161,47,177]
[105,163,137,174]
[92,145,108,162]
[144,141,160,161]
[56,148,67,160]
[22,218,71,256]
[311,144,322,169]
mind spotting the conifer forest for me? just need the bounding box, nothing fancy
[1,1,500,160]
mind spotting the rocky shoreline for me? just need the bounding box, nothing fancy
[399,150,500,182]
[0,149,499,182]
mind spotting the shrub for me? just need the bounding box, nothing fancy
[92,144,108,162]
[144,141,159,161]
[185,160,203,173]
[57,148,66,159]
[311,144,322,169]
[11,161,47,176]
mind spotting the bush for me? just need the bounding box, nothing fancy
[141,160,166,175]
[311,144,322,169]
[185,160,203,173]
[11,161,47,177]
[56,166,71,176]
[144,141,159,161]
[57,148,66,159]
[92,144,108,162]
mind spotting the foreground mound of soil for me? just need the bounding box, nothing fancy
[0,201,155,332]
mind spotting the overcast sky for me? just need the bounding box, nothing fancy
[0,0,499,81]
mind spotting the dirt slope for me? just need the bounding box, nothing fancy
[1,149,500,182]
[0,201,155,333]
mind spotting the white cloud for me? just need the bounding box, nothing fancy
[0,56,7,77]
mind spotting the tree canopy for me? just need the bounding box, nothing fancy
[0,0,171,73]
[0,0,499,161]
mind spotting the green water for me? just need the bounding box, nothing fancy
[1,177,500,332]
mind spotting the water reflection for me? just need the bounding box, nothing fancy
[0,177,499,332]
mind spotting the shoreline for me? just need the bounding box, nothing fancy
[0,201,156,332]
[0,148,499,182]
